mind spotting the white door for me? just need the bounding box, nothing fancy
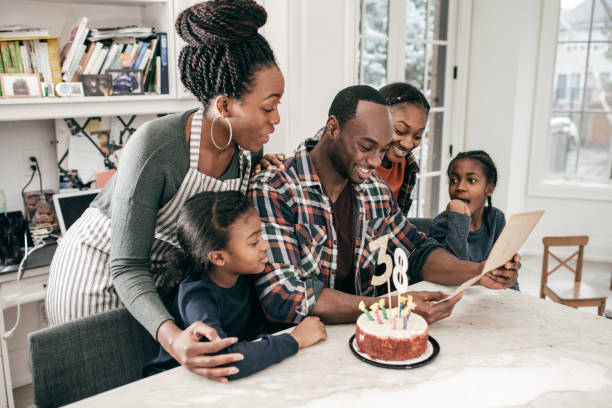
[358,0,467,217]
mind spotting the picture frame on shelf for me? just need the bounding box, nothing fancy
[55,82,85,98]
[0,73,42,98]
[107,69,143,95]
[79,74,113,97]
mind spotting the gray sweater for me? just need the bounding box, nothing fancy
[91,109,261,337]
[429,207,519,290]
[429,207,505,263]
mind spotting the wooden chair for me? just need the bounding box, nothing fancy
[540,236,606,316]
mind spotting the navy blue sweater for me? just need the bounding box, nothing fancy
[144,274,298,380]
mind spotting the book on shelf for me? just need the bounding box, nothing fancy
[20,44,32,73]
[64,43,86,82]
[131,41,149,70]
[137,48,152,71]
[154,55,161,94]
[89,45,109,75]
[83,42,103,75]
[99,43,119,74]
[0,42,15,73]
[61,17,89,74]
[36,41,53,83]
[47,38,62,86]
[72,42,95,79]
[8,42,22,73]
[143,51,157,93]
[25,40,37,74]
[108,44,125,71]
[159,32,168,94]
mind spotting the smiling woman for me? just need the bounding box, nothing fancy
[375,83,430,215]
[45,0,285,384]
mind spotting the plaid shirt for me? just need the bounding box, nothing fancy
[248,135,426,323]
[396,152,419,215]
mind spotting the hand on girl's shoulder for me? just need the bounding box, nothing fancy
[289,316,326,349]
[446,199,470,216]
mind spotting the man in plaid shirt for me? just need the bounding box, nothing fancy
[249,85,520,324]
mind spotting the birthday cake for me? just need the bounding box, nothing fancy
[355,298,429,361]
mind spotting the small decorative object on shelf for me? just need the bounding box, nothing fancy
[41,82,55,97]
[55,81,84,97]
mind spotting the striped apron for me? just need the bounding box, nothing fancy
[46,109,251,325]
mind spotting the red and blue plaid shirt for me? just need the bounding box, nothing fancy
[248,135,427,323]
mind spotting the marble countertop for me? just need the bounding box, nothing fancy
[71,282,612,407]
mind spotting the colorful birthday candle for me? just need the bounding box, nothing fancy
[370,303,383,324]
[377,299,388,319]
[359,301,374,321]
[404,295,417,321]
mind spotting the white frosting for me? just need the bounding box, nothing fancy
[356,310,427,338]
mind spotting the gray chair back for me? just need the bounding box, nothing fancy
[408,217,433,235]
[28,308,159,408]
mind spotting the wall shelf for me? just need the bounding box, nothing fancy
[0,95,198,121]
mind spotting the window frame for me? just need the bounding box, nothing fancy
[528,0,612,202]
[356,0,467,217]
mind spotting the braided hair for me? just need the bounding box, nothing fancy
[176,0,277,110]
[447,150,498,234]
[379,82,430,113]
[168,191,255,278]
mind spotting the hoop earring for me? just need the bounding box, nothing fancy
[210,115,232,150]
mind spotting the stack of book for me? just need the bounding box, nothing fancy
[88,26,154,42]
[61,17,168,95]
[0,25,50,39]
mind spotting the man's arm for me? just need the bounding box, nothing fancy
[249,175,324,324]
[422,248,520,289]
[421,248,480,284]
[311,288,463,325]
[311,288,378,323]
[385,191,519,288]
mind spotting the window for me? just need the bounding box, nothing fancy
[357,0,453,217]
[556,73,568,101]
[548,0,612,182]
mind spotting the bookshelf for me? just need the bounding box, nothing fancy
[0,0,198,122]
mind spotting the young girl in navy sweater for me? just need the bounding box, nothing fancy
[429,150,519,290]
[145,191,326,380]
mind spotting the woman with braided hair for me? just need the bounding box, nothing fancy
[46,0,284,381]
